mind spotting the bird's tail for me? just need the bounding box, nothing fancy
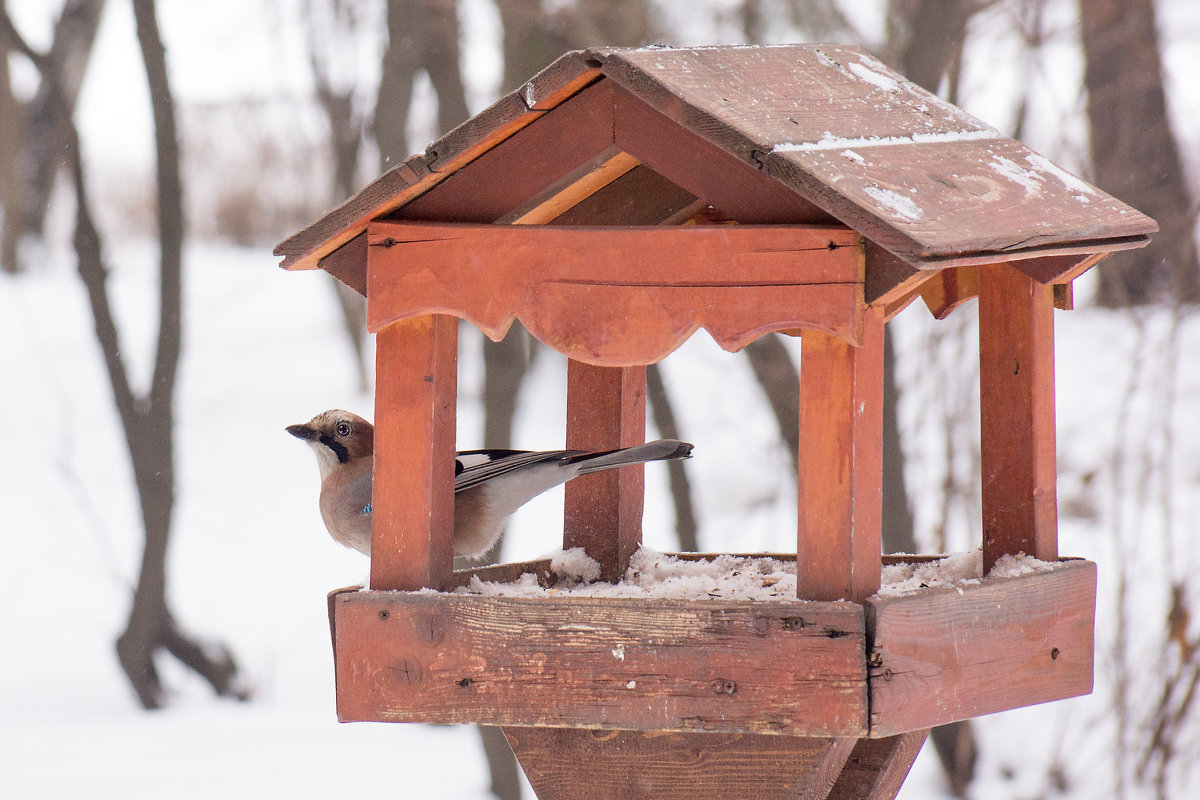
[571,439,693,475]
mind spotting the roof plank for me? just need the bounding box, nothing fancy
[586,44,1155,267]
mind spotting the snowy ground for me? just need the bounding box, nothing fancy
[3,239,1197,799]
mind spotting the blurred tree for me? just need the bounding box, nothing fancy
[305,0,371,390]
[374,0,470,168]
[62,0,245,708]
[0,2,29,273]
[1080,0,1199,305]
[0,0,106,274]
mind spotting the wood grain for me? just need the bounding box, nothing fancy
[564,360,647,581]
[516,51,601,110]
[919,265,979,319]
[366,221,865,365]
[825,730,928,800]
[331,592,868,736]
[612,84,830,225]
[978,263,1058,570]
[395,79,616,223]
[797,307,884,601]
[503,728,856,800]
[317,231,368,296]
[370,315,458,591]
[867,560,1095,736]
[592,44,1154,267]
[497,147,639,225]
[549,164,704,227]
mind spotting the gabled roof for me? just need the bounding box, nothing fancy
[275,43,1154,278]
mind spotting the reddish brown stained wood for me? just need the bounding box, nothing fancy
[518,52,602,110]
[594,44,1153,264]
[370,315,458,591]
[825,730,929,800]
[919,265,979,319]
[280,44,1155,273]
[496,147,639,225]
[864,240,922,306]
[564,360,647,581]
[275,155,433,269]
[978,263,1058,570]
[366,221,864,365]
[1011,251,1107,285]
[318,231,368,296]
[397,79,616,223]
[1054,282,1074,310]
[502,728,856,800]
[867,560,1096,737]
[550,164,705,227]
[594,44,987,162]
[770,137,1154,266]
[331,591,868,735]
[422,91,535,173]
[797,307,885,601]
[611,84,831,224]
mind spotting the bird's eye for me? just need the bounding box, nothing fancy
[336,422,352,437]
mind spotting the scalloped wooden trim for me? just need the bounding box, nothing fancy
[366,221,865,366]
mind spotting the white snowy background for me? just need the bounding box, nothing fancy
[3,1,1199,798]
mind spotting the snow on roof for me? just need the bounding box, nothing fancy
[436,546,1063,603]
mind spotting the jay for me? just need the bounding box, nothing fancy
[287,409,693,559]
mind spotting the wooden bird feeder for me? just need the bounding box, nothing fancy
[276,45,1155,800]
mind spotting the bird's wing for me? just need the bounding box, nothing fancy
[453,449,582,492]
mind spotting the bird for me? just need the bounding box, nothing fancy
[287,409,693,559]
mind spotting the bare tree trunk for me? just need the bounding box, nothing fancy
[743,334,800,473]
[374,0,470,168]
[494,0,570,93]
[881,330,916,555]
[0,8,22,274]
[1080,0,1198,305]
[62,0,246,709]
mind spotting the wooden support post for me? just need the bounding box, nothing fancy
[502,728,856,800]
[371,315,458,591]
[797,308,885,601]
[978,264,1058,572]
[564,359,647,582]
[825,731,929,800]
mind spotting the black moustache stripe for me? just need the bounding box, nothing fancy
[319,434,351,464]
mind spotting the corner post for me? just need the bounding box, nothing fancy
[797,308,885,601]
[978,263,1058,571]
[371,315,458,590]
[564,359,647,582]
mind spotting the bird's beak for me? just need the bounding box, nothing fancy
[286,423,318,441]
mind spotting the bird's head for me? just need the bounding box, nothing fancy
[286,409,374,479]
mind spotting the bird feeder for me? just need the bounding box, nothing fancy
[276,45,1155,800]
